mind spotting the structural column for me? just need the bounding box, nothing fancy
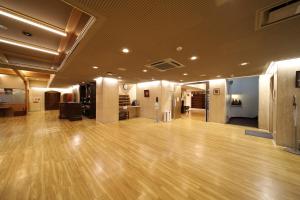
[95,77,119,123]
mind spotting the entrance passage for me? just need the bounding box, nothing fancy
[226,76,259,128]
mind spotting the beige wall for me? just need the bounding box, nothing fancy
[136,81,180,120]
[96,78,119,123]
[275,60,300,148]
[258,75,270,130]
[136,81,162,119]
[0,74,24,89]
[119,84,136,102]
[209,79,227,124]
[29,87,73,112]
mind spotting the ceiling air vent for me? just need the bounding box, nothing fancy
[256,0,300,30]
[145,58,184,72]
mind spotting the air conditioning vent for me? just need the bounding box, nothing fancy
[256,0,300,30]
[145,58,184,72]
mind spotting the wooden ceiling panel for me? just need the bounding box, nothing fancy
[50,0,300,86]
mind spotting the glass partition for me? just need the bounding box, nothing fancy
[0,88,25,104]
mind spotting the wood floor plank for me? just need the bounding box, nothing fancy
[0,111,300,200]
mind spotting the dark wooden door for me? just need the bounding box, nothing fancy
[191,92,205,109]
[45,91,61,110]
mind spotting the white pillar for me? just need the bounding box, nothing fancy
[96,77,119,123]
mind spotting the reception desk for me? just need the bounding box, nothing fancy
[128,106,141,118]
[59,102,82,121]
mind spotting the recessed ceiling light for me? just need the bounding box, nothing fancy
[22,31,32,37]
[92,66,99,69]
[183,73,188,76]
[180,80,183,82]
[122,48,130,53]
[190,56,198,61]
[0,37,59,55]
[200,74,206,77]
[118,67,127,71]
[118,76,122,79]
[0,7,66,37]
[216,75,222,78]
[240,62,249,66]
[107,72,113,76]
[142,69,148,72]
[176,46,183,51]
[50,66,55,70]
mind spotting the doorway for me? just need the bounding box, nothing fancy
[45,91,61,110]
[226,76,259,128]
[181,82,209,122]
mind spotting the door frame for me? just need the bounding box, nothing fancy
[182,81,209,122]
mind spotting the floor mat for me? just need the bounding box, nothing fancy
[245,130,273,139]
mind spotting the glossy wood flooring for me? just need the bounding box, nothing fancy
[0,111,300,200]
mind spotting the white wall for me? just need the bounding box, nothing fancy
[119,84,136,103]
[184,90,192,107]
[275,59,300,148]
[209,79,227,123]
[136,81,179,120]
[29,87,73,112]
[96,77,119,123]
[258,75,270,130]
[136,81,162,119]
[227,76,259,118]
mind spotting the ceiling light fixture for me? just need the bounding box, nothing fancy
[216,75,222,78]
[122,48,130,53]
[240,62,249,66]
[107,72,113,76]
[118,76,122,79]
[118,67,127,71]
[190,56,198,61]
[0,7,67,37]
[200,74,206,77]
[183,73,188,76]
[92,66,99,69]
[142,69,148,72]
[22,31,32,37]
[0,37,59,55]
[176,46,183,52]
[180,80,183,82]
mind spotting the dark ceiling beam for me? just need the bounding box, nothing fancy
[54,8,82,65]
[0,68,16,75]
[12,69,26,82]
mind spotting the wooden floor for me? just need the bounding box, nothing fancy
[0,111,300,200]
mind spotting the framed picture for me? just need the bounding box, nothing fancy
[213,88,220,95]
[144,90,150,97]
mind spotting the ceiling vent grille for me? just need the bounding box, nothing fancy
[256,0,300,30]
[145,58,184,72]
